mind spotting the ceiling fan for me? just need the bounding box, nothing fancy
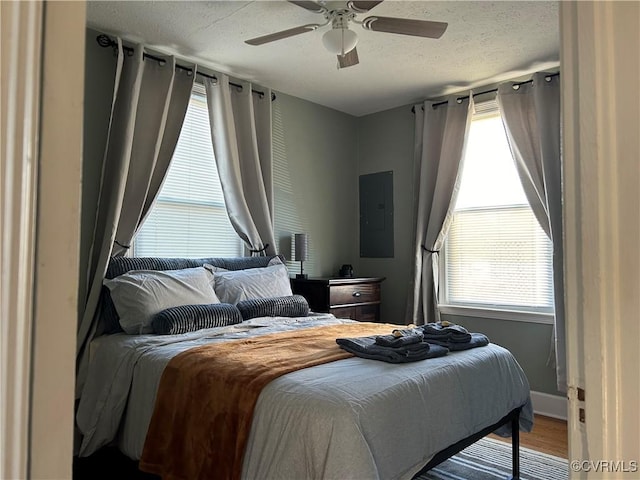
[245,0,448,69]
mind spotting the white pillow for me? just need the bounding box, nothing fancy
[212,263,293,304]
[104,266,219,334]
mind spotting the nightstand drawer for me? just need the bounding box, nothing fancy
[330,306,356,320]
[329,283,380,307]
[330,305,380,322]
[291,277,385,322]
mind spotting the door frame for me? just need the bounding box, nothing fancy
[0,2,86,478]
[561,2,640,477]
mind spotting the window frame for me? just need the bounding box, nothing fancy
[437,100,554,325]
[131,81,243,259]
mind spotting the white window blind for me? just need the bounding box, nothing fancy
[442,102,553,312]
[133,83,242,258]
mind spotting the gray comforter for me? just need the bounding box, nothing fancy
[76,314,533,480]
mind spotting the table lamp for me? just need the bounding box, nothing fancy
[294,233,309,279]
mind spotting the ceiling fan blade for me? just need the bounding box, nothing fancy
[362,16,448,39]
[348,1,384,13]
[245,24,320,46]
[287,1,327,14]
[338,48,359,69]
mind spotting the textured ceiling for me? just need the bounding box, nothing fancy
[86,0,559,116]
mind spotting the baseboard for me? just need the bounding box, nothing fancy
[530,390,567,420]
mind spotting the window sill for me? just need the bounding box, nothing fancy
[438,304,554,325]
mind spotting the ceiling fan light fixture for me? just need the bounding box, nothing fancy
[322,27,358,55]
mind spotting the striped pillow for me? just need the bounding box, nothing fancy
[152,303,242,335]
[236,295,310,321]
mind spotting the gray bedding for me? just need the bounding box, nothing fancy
[76,314,533,480]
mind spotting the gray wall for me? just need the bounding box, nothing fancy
[272,93,358,278]
[354,103,562,397]
[355,105,415,326]
[442,315,560,395]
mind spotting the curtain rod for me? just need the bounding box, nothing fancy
[96,34,276,102]
[411,71,560,113]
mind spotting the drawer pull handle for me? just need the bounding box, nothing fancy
[352,291,362,297]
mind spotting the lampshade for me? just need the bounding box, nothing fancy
[294,233,309,262]
[322,28,358,55]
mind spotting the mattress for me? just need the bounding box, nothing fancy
[76,313,533,480]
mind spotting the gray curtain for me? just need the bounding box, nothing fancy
[204,75,276,256]
[407,96,474,325]
[76,40,194,396]
[497,72,565,391]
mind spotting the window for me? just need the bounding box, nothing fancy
[441,101,553,317]
[133,83,242,258]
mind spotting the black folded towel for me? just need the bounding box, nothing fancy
[336,336,448,363]
[420,322,472,343]
[425,333,490,351]
[375,329,424,347]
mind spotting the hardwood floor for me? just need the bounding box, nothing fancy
[490,414,568,458]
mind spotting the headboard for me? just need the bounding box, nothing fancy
[98,255,285,335]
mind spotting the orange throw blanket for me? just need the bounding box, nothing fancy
[139,322,397,480]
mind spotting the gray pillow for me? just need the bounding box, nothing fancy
[152,303,242,335]
[236,295,310,320]
[103,266,219,334]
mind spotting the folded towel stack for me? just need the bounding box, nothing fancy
[336,321,490,363]
[336,336,448,363]
[375,329,424,348]
[420,322,472,343]
[424,332,490,351]
[418,322,489,351]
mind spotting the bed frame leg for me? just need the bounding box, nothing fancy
[509,410,520,480]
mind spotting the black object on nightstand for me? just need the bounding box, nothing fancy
[291,277,385,322]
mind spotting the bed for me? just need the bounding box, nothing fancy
[76,255,533,480]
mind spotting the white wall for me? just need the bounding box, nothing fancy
[1,2,85,479]
[1,2,43,477]
[561,1,640,475]
[30,3,85,478]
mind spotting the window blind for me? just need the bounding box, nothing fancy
[442,103,553,312]
[445,206,553,309]
[134,83,242,258]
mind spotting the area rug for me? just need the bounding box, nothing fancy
[414,437,568,480]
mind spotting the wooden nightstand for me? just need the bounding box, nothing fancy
[291,277,385,322]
